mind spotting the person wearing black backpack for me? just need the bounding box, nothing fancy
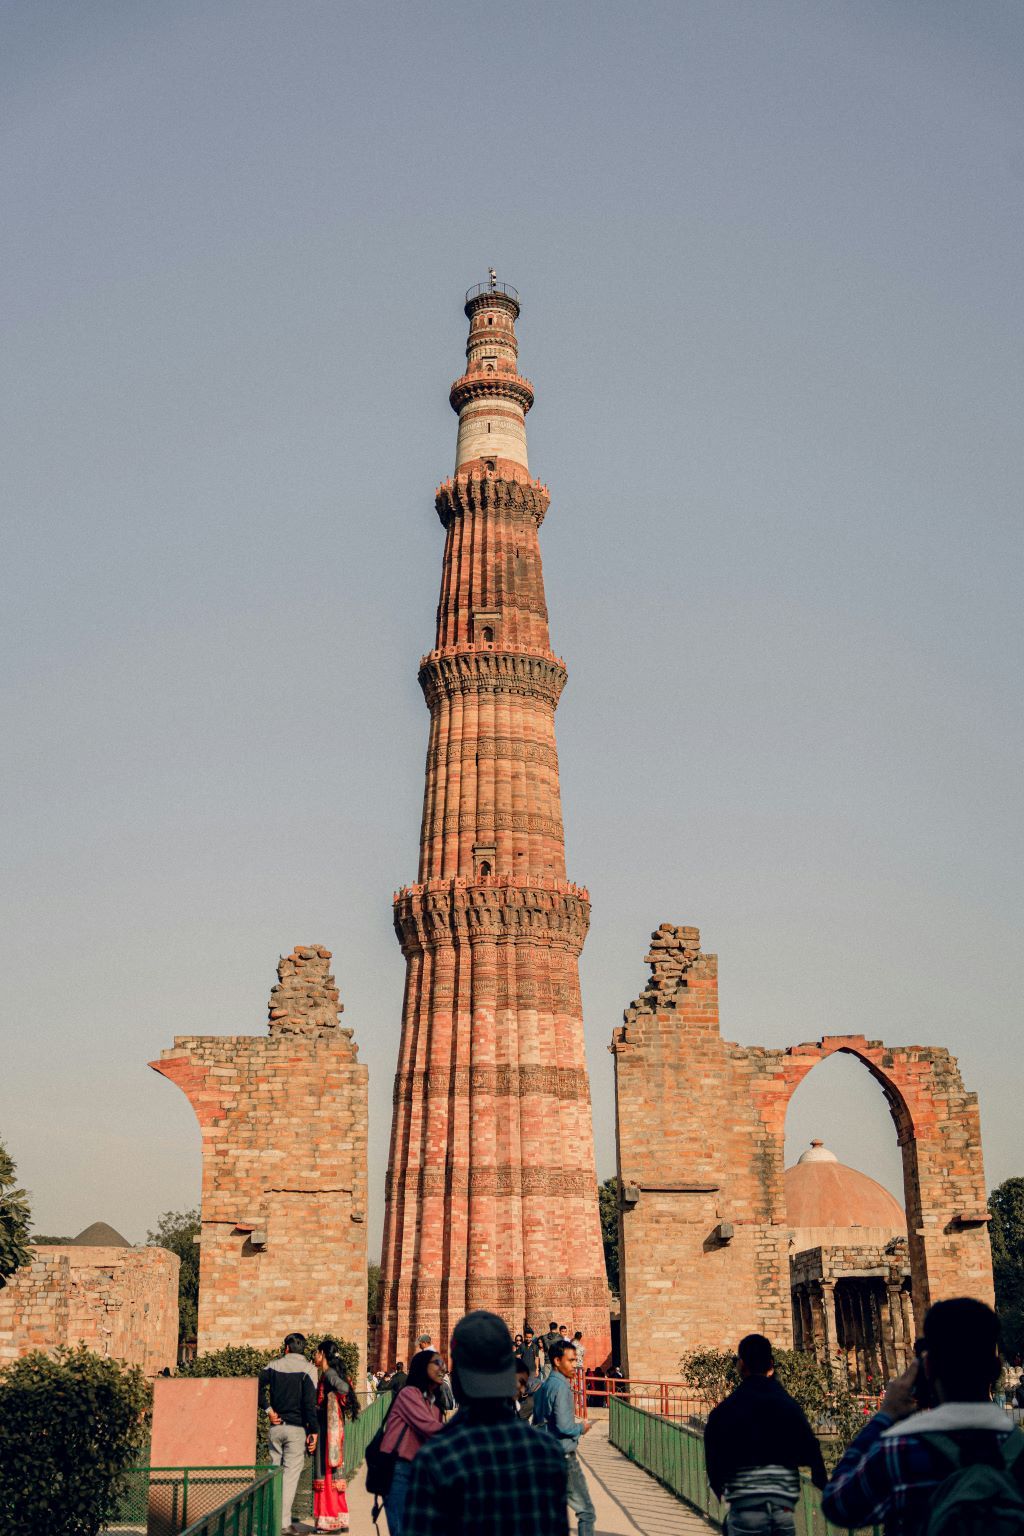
[822,1297,1024,1535]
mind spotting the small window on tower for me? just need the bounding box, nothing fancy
[487,317,494,325]
[482,626,494,643]
[484,458,495,471]
[479,861,492,877]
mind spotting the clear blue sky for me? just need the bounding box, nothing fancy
[3,1,1021,1251]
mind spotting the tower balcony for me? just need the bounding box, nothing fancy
[465,280,520,317]
[449,372,534,414]
[394,871,589,902]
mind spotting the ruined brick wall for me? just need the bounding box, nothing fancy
[61,1247,180,1376]
[0,1246,178,1374]
[151,946,368,1370]
[612,924,994,1383]
[0,1251,70,1365]
[612,926,791,1379]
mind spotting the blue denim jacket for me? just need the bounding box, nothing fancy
[533,1370,582,1453]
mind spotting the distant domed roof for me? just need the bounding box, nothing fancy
[70,1221,131,1247]
[785,1142,905,1232]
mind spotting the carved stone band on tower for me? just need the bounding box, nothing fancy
[377,282,611,1366]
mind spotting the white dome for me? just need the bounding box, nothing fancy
[798,1139,839,1164]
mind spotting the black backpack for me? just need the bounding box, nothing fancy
[923,1429,1024,1535]
[363,1413,407,1498]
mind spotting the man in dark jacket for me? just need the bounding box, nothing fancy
[540,1321,561,1380]
[704,1333,826,1533]
[385,1360,408,1395]
[258,1332,318,1535]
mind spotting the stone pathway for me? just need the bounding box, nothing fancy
[295,1419,710,1535]
[579,1420,712,1535]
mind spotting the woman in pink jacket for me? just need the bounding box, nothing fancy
[381,1348,446,1535]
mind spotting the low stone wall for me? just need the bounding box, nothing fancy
[0,1244,179,1375]
[0,1251,70,1362]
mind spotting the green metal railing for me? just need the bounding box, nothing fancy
[343,1391,389,1474]
[179,1467,281,1536]
[108,1395,388,1531]
[105,1466,280,1532]
[609,1397,882,1536]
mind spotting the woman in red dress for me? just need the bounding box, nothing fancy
[312,1339,360,1533]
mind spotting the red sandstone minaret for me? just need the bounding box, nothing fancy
[378,278,611,1366]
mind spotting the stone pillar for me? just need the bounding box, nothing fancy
[801,1285,815,1357]
[792,1284,804,1350]
[821,1281,842,1378]
[887,1282,906,1372]
[868,1282,889,1385]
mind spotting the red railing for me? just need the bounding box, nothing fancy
[572,1371,709,1424]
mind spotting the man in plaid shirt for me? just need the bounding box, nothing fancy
[403,1310,569,1536]
[822,1298,1019,1535]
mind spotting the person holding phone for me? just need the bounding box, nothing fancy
[822,1298,1021,1535]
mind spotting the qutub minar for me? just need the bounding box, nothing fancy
[378,277,611,1365]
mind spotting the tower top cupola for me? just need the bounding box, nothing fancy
[451,274,534,480]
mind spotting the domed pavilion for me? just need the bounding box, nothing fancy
[786,1141,913,1390]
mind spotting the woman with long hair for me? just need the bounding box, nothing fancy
[311,1338,360,1533]
[380,1348,445,1536]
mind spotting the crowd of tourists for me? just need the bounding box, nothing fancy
[260,1295,1024,1536]
[259,1315,594,1536]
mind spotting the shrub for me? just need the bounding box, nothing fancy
[772,1349,865,1452]
[0,1345,150,1536]
[178,1336,360,1384]
[177,1344,275,1379]
[679,1347,739,1409]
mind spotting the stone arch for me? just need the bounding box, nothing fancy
[750,1034,991,1327]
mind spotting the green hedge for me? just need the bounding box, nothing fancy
[0,1346,150,1536]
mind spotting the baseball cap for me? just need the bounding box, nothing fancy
[450,1310,518,1399]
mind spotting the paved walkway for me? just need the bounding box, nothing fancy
[579,1420,711,1535]
[296,1419,710,1536]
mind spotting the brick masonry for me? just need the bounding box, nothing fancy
[612,924,994,1382]
[378,283,611,1367]
[151,946,368,1368]
[0,1245,179,1376]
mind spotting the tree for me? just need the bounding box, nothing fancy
[0,1345,149,1536]
[368,1262,382,1322]
[990,1177,1024,1358]
[598,1177,620,1296]
[29,1234,73,1245]
[147,1208,200,1344]
[0,1140,31,1288]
